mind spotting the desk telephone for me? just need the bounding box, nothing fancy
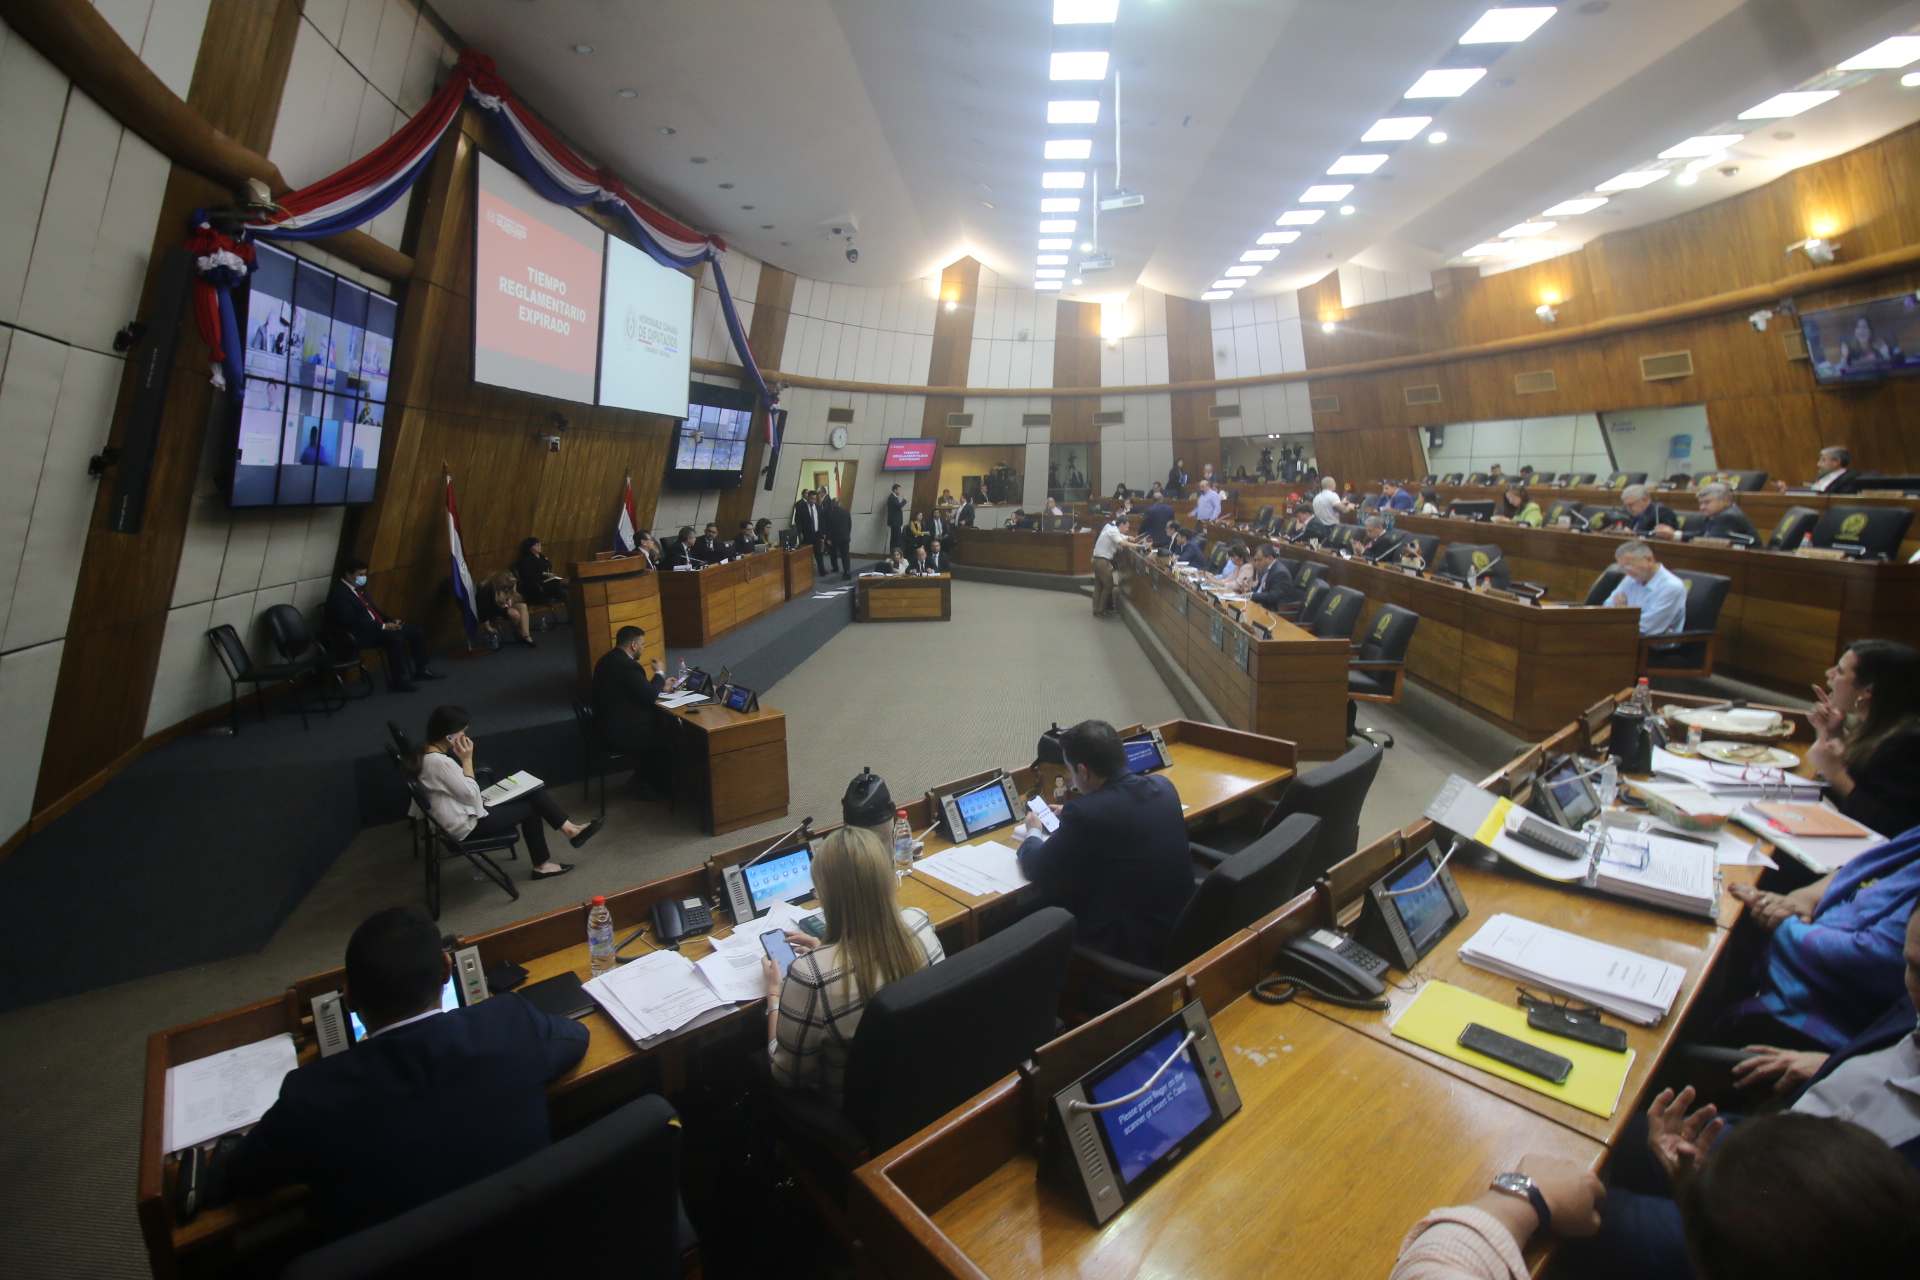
[651,894,714,944]
[1254,928,1390,1009]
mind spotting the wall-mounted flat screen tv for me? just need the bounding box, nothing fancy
[665,381,755,490]
[231,242,394,506]
[883,438,937,470]
[1802,293,1920,386]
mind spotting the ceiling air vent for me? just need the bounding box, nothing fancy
[1640,350,1694,381]
[1403,384,1442,406]
[1513,369,1557,395]
[1206,403,1242,420]
[1021,412,1052,427]
[1310,394,1341,414]
[1091,410,1125,425]
[825,407,855,424]
[945,412,974,428]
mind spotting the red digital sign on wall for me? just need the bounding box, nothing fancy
[883,438,938,470]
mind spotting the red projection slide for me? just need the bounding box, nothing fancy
[473,152,604,403]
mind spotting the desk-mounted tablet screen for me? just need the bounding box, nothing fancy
[1536,756,1599,830]
[953,779,1015,837]
[1121,728,1172,774]
[350,976,459,1041]
[745,846,812,915]
[1361,841,1470,971]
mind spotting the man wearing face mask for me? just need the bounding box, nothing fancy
[326,558,442,692]
[1012,719,1193,970]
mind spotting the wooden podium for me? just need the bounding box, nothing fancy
[566,558,663,696]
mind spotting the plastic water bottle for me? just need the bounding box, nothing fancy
[1632,677,1653,716]
[1596,758,1619,808]
[1799,532,1813,551]
[587,896,615,975]
[891,809,914,875]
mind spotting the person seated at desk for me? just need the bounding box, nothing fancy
[762,827,944,1106]
[904,511,926,547]
[729,520,764,557]
[1044,498,1065,517]
[925,507,951,546]
[1546,900,1920,1280]
[513,537,568,607]
[229,907,590,1239]
[1719,822,1920,1051]
[693,523,725,563]
[632,529,660,569]
[1607,542,1688,637]
[1656,482,1757,543]
[1172,525,1209,570]
[937,487,956,511]
[1779,445,1862,495]
[592,624,678,796]
[1393,1110,1920,1280]
[1147,481,1166,501]
[477,569,534,648]
[409,705,600,878]
[1383,478,1417,511]
[1012,719,1193,969]
[1248,542,1297,609]
[1354,514,1408,561]
[907,546,935,575]
[1606,483,1679,535]
[1491,482,1543,527]
[1000,507,1026,530]
[1486,463,1506,483]
[325,558,443,693]
[1808,639,1920,840]
[870,549,909,576]
[1193,478,1224,522]
[925,538,951,573]
[1215,541,1256,592]
[1283,501,1335,546]
[1113,481,1132,503]
[662,526,700,568]
[1418,486,1443,515]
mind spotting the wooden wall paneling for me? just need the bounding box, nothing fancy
[714,264,795,532]
[912,258,981,516]
[33,0,316,811]
[1164,295,1220,475]
[1049,300,1101,444]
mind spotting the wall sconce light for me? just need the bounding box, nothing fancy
[1320,320,1337,334]
[942,299,958,312]
[1534,303,1558,323]
[1786,237,1838,265]
[1100,301,1130,346]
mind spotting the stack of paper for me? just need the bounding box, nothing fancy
[164,1033,298,1154]
[584,950,732,1048]
[694,929,777,1002]
[1592,830,1720,918]
[657,691,710,709]
[479,771,542,805]
[1732,804,1884,874]
[914,840,1030,898]
[1457,914,1685,1026]
[1649,747,1821,800]
[1423,774,1588,883]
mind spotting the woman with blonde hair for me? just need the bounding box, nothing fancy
[762,826,944,1102]
[478,569,534,647]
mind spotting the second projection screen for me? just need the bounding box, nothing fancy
[599,236,693,418]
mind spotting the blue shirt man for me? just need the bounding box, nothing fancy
[1192,481,1223,522]
[1608,542,1688,636]
[1384,482,1416,511]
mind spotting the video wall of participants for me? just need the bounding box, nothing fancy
[666,382,757,490]
[234,242,395,506]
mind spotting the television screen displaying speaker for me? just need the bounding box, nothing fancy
[665,381,755,490]
[1802,293,1920,386]
[231,242,394,507]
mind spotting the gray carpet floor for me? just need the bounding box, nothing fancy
[0,578,1522,1278]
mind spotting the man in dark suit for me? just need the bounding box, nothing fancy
[956,495,976,528]
[229,907,588,1239]
[729,520,760,558]
[1015,720,1194,972]
[926,538,951,573]
[694,523,725,563]
[1616,483,1678,535]
[926,508,951,547]
[661,526,699,568]
[1660,481,1757,543]
[885,483,907,552]
[1248,544,1297,609]
[1174,526,1209,570]
[793,490,825,571]
[820,493,852,579]
[1792,445,1864,495]
[1139,497,1176,549]
[324,559,442,692]
[592,624,672,791]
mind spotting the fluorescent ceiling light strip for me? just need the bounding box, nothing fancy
[1035,268,1067,278]
[1240,249,1279,262]
[1277,210,1325,225]
[1458,7,1557,44]
[1257,231,1301,244]
[1405,68,1486,97]
[1037,254,1069,265]
[1500,221,1556,237]
[1327,154,1389,174]
[1048,100,1101,123]
[1542,197,1607,215]
[1045,139,1093,159]
[1041,197,1082,211]
[1201,290,1233,300]
[1050,51,1110,80]
[1039,219,1077,232]
[1361,116,1432,141]
[1224,266,1261,277]
[1042,171,1087,188]
[1038,238,1072,249]
[1836,35,1920,69]
[1658,134,1743,158]
[1462,242,1510,256]
[1594,169,1667,191]
[1053,0,1118,23]
[1299,184,1354,202]
[1210,279,1247,289]
[1036,281,1063,290]
[1738,91,1840,119]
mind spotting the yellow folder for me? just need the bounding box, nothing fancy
[1391,981,1636,1118]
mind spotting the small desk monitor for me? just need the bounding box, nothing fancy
[1532,755,1600,830]
[744,846,813,915]
[938,775,1021,842]
[1359,840,1470,971]
[351,975,459,1041]
[1121,728,1172,773]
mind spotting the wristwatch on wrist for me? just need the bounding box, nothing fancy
[1490,1172,1552,1233]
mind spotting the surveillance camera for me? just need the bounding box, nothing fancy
[1749,309,1773,331]
[830,226,843,236]
[845,247,859,263]
[1534,304,1558,323]
[541,434,561,453]
[1719,165,1740,178]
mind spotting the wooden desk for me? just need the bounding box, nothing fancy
[666,701,789,835]
[1388,512,1920,691]
[952,527,1096,575]
[1279,542,1641,739]
[565,559,663,697]
[1118,547,1356,758]
[782,545,814,600]
[657,551,790,647]
[856,574,951,622]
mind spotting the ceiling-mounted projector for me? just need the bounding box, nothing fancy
[1079,255,1115,272]
[1099,189,1144,211]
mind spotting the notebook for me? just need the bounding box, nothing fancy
[1392,981,1635,1118]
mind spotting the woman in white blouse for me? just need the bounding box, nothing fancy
[408,705,601,880]
[761,827,944,1104]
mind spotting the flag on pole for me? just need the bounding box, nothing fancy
[615,475,639,552]
[445,473,479,638]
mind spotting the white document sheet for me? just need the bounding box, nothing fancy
[915,840,1030,897]
[696,944,769,1002]
[164,1033,299,1154]
[585,949,729,1042]
[479,771,543,805]
[1457,914,1684,1025]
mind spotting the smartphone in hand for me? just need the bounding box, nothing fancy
[760,928,798,979]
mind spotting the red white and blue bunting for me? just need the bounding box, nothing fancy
[188,50,775,443]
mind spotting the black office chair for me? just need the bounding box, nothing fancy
[1439,472,1464,485]
[1075,815,1322,1002]
[1605,471,1647,489]
[1584,568,1625,606]
[1206,542,1230,572]
[1253,503,1275,529]
[1811,506,1913,560]
[314,622,377,702]
[1447,500,1495,521]
[1324,523,1357,551]
[1721,469,1770,492]
[1531,472,1557,485]
[1766,505,1822,551]
[776,908,1077,1230]
[1292,580,1333,629]
[1543,500,1583,526]
[1674,511,1707,535]
[205,623,316,734]
[1564,472,1597,486]
[1665,474,1695,489]
[1435,543,1518,591]
[263,604,359,713]
[282,1094,695,1280]
[1348,605,1420,747]
[571,701,668,817]
[1378,533,1438,571]
[1359,493,1384,511]
[1642,570,1732,678]
[402,774,520,919]
[1312,585,1366,640]
[1468,472,1491,485]
[1190,743,1383,874]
